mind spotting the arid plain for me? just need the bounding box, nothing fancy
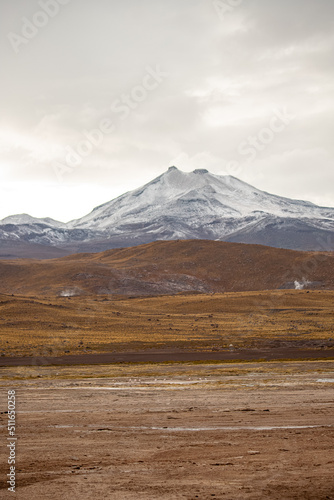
[1,241,333,498]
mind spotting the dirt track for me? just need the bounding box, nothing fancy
[1,347,334,367]
[1,360,333,499]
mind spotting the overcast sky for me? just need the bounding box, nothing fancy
[1,0,333,222]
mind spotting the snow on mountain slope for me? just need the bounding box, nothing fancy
[68,167,333,231]
[0,167,333,256]
[0,213,66,228]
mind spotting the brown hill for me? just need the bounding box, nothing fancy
[0,240,333,297]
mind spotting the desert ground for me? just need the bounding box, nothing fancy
[1,248,333,498]
[1,360,334,499]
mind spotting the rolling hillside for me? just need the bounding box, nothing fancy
[0,240,333,297]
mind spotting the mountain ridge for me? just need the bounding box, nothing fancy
[0,167,333,258]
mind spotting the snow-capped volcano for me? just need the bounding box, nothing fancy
[0,167,333,258]
[68,166,332,231]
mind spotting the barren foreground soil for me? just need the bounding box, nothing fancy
[1,361,334,499]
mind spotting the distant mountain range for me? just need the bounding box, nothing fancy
[0,167,333,258]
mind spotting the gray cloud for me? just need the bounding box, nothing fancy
[0,0,333,221]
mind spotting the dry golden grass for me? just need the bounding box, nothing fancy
[0,289,333,357]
